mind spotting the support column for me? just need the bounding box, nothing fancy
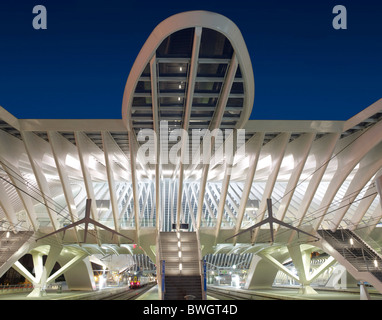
[359,281,371,300]
[12,245,94,295]
[244,254,285,290]
[28,245,62,297]
[287,245,317,294]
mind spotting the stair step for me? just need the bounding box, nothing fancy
[164,275,202,300]
[159,232,203,299]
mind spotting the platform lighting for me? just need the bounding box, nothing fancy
[179,67,183,72]
[6,231,10,238]
[374,260,379,268]
[350,238,354,246]
[179,263,182,271]
[178,241,181,248]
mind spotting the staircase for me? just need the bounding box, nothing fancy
[0,231,34,277]
[318,229,382,292]
[158,232,204,300]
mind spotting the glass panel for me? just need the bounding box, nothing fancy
[159,81,186,94]
[135,80,151,93]
[157,28,195,58]
[197,63,228,77]
[199,28,233,59]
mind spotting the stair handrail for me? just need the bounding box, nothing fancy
[161,259,165,300]
[319,229,344,246]
[156,232,165,300]
[195,230,207,300]
[341,216,382,255]
[320,228,379,260]
[343,229,382,262]
[319,229,372,271]
[319,229,382,290]
[358,232,382,254]
[327,228,382,274]
[348,229,382,259]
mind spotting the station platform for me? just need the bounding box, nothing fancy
[1,284,382,300]
[136,285,219,300]
[0,285,131,300]
[207,285,382,300]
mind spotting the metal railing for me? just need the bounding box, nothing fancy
[195,230,207,300]
[0,284,33,294]
[161,259,165,300]
[319,228,382,275]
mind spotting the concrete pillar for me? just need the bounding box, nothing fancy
[287,245,317,294]
[60,256,96,291]
[28,245,62,297]
[360,281,371,300]
[244,255,278,289]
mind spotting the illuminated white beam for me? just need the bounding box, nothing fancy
[275,133,315,225]
[75,132,103,245]
[350,180,378,230]
[329,142,382,230]
[196,53,238,230]
[0,130,38,231]
[128,129,140,237]
[176,27,202,230]
[150,54,161,230]
[101,131,122,242]
[48,131,80,243]
[290,133,340,238]
[251,133,290,243]
[21,131,59,231]
[0,180,18,230]
[313,119,382,231]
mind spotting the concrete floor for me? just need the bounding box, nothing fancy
[1,284,381,300]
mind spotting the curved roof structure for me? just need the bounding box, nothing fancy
[122,11,254,132]
[0,10,382,297]
[0,10,380,245]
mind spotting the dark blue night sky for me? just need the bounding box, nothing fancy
[0,0,381,120]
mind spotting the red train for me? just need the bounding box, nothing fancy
[129,274,150,289]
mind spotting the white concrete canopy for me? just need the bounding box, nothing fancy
[0,11,381,296]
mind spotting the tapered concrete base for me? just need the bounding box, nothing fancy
[360,282,371,300]
[298,285,318,295]
[28,287,47,298]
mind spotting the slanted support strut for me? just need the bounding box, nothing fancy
[35,199,134,243]
[226,198,319,244]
